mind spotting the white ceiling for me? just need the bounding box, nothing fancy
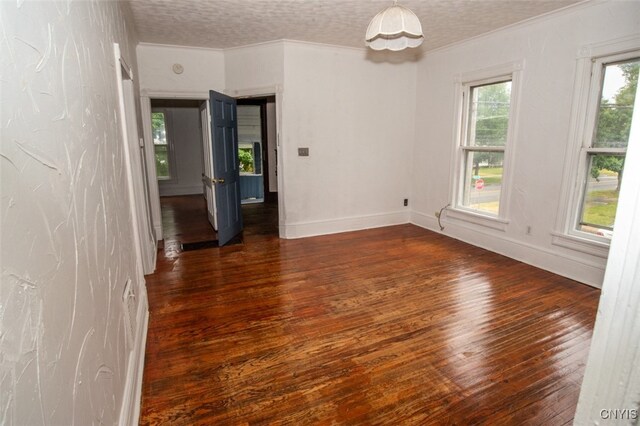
[128,0,583,51]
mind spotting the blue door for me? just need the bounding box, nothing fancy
[209,90,243,246]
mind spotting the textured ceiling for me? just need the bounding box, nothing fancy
[128,0,584,51]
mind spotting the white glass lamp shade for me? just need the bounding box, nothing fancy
[365,4,424,51]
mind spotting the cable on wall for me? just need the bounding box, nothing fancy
[437,204,450,231]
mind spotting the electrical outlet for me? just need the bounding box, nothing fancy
[298,147,309,157]
[403,198,408,207]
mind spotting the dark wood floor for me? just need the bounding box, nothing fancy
[141,197,600,425]
[158,195,278,254]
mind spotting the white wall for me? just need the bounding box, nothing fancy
[1,1,146,425]
[224,42,284,95]
[281,41,417,237]
[137,43,226,94]
[410,0,640,287]
[157,107,204,196]
[137,41,419,238]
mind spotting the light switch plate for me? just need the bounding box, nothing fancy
[298,147,309,157]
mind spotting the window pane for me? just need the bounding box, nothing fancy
[468,81,512,147]
[155,145,170,179]
[578,154,624,238]
[238,147,254,173]
[462,151,504,215]
[152,112,167,146]
[152,112,170,179]
[593,58,639,148]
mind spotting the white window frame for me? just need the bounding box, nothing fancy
[552,36,640,258]
[448,61,523,231]
[150,107,177,182]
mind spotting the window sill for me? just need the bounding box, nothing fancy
[157,177,177,185]
[445,208,509,232]
[550,232,610,258]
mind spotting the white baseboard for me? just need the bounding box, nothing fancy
[282,208,605,287]
[119,287,149,426]
[283,210,410,239]
[410,211,605,288]
[158,185,203,197]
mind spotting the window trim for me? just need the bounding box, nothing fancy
[151,108,177,182]
[553,38,640,255]
[449,60,524,229]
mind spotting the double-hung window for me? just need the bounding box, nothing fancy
[574,54,639,240]
[553,49,640,254]
[151,110,174,181]
[454,75,516,221]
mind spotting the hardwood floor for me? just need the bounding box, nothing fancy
[141,199,600,425]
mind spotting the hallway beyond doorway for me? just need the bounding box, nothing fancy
[158,195,279,255]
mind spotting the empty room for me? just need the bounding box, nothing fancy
[1,0,640,425]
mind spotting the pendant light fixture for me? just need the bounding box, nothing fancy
[365,1,424,51]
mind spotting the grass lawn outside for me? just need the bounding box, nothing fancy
[582,189,618,228]
[466,167,618,228]
[475,166,503,185]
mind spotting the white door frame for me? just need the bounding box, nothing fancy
[140,87,286,239]
[113,43,153,426]
[114,44,156,277]
[228,86,285,238]
[139,97,164,241]
[140,91,210,241]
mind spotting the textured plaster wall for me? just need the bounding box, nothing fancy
[1,1,142,424]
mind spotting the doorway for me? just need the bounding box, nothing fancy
[142,94,280,252]
[149,98,216,249]
[237,96,277,204]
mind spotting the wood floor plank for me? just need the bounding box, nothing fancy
[140,196,600,425]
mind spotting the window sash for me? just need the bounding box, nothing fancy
[461,146,506,153]
[154,145,171,180]
[464,79,512,149]
[458,149,505,216]
[456,77,513,217]
[151,108,175,182]
[569,52,639,242]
